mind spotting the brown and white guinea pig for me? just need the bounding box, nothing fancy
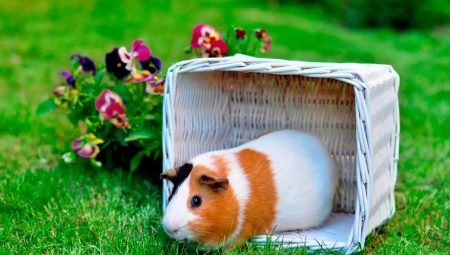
[161,129,337,248]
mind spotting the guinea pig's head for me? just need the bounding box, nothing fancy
[161,160,240,247]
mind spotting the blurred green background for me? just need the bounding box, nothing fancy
[0,0,449,254]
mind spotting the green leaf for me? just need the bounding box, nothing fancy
[184,46,193,54]
[124,130,155,142]
[130,151,145,173]
[36,98,57,116]
[94,69,105,84]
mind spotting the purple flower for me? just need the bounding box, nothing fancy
[60,70,75,86]
[78,55,96,74]
[105,48,131,79]
[140,55,162,74]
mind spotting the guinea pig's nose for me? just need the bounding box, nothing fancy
[162,223,179,237]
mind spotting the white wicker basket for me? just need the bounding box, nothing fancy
[161,55,400,253]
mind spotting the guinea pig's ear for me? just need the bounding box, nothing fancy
[161,163,193,183]
[199,174,229,192]
[160,168,177,181]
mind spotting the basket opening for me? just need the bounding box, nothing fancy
[173,71,357,213]
[170,70,357,249]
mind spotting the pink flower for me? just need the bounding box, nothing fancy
[203,39,228,57]
[131,39,151,61]
[53,86,67,97]
[71,134,103,159]
[254,28,271,53]
[118,39,152,71]
[262,36,272,53]
[191,24,221,50]
[95,89,129,128]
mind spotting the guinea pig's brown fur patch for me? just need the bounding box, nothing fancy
[187,157,239,246]
[237,148,277,242]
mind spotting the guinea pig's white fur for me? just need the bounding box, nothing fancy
[162,129,337,248]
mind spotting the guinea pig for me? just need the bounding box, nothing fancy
[161,129,337,248]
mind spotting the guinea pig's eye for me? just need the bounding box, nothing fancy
[191,195,202,208]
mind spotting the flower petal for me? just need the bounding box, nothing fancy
[60,70,75,86]
[208,39,228,57]
[132,39,151,61]
[140,55,162,74]
[79,56,96,74]
[105,48,131,79]
[132,39,143,51]
[95,89,126,119]
[118,46,134,71]
[191,24,221,48]
[146,78,165,95]
[53,86,66,97]
[71,138,83,151]
[77,144,99,158]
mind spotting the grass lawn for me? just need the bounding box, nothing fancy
[0,0,449,254]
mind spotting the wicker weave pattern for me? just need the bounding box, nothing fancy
[162,55,400,253]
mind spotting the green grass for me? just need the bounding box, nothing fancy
[0,0,449,254]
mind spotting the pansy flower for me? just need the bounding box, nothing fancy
[191,24,221,50]
[146,78,164,95]
[118,39,152,71]
[235,28,246,39]
[72,54,96,74]
[190,24,229,58]
[254,29,268,39]
[95,89,129,128]
[105,48,131,79]
[262,36,272,53]
[254,28,272,53]
[72,133,104,159]
[203,39,228,57]
[61,70,75,86]
[140,55,162,74]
